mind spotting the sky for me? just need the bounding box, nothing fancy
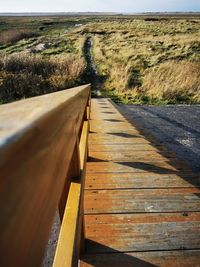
[0,0,200,13]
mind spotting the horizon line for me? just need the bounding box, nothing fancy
[0,11,199,14]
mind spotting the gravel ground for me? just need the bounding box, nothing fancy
[119,104,200,172]
[42,212,60,267]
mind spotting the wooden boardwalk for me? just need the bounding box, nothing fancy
[80,98,200,267]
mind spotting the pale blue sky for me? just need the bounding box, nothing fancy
[0,0,200,13]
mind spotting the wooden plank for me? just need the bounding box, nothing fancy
[84,213,200,253]
[86,162,191,173]
[89,144,166,152]
[83,98,200,266]
[85,173,200,189]
[84,188,200,214]
[0,84,90,267]
[53,182,81,267]
[89,126,139,133]
[90,121,131,126]
[89,135,152,144]
[80,250,200,267]
[90,115,125,120]
[89,151,178,162]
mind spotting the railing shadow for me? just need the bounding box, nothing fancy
[106,132,144,138]
[81,239,158,267]
[112,101,200,188]
[120,104,200,173]
[102,111,116,114]
[115,161,179,174]
[89,99,200,189]
[104,119,124,122]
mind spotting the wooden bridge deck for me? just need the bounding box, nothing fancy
[80,98,200,267]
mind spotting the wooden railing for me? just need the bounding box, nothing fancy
[0,84,91,267]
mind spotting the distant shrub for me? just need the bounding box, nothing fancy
[0,29,38,45]
[1,54,55,77]
[0,54,85,103]
[144,17,167,22]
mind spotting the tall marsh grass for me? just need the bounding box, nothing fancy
[0,29,38,45]
[90,18,200,104]
[141,61,200,103]
[0,53,85,103]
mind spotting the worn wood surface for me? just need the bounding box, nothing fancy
[86,161,191,172]
[0,85,90,267]
[85,188,200,213]
[85,213,200,252]
[80,98,200,266]
[85,173,200,189]
[81,250,200,267]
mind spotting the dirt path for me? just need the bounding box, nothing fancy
[83,37,200,172]
[119,104,200,172]
[83,37,102,96]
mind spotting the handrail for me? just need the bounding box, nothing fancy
[0,84,91,267]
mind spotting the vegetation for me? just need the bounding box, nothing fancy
[0,16,88,103]
[0,29,39,45]
[0,15,199,104]
[0,53,84,103]
[82,17,200,104]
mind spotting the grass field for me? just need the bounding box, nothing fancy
[0,14,199,104]
[0,16,89,103]
[82,16,200,104]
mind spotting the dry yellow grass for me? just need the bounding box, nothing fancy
[85,18,200,103]
[0,53,85,103]
[141,61,200,102]
[0,29,38,45]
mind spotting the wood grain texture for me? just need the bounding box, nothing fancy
[86,161,191,173]
[80,250,200,267]
[85,173,200,189]
[0,85,90,267]
[89,144,166,152]
[82,98,200,267]
[84,188,200,214]
[85,213,200,252]
[89,151,178,161]
[89,134,150,144]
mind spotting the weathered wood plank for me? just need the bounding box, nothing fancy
[80,250,200,267]
[88,133,164,145]
[83,98,200,266]
[89,144,166,152]
[89,151,178,162]
[84,188,200,214]
[86,162,191,173]
[84,213,200,252]
[85,173,200,189]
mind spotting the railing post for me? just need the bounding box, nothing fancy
[54,91,90,267]
[59,138,81,221]
[77,99,90,256]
